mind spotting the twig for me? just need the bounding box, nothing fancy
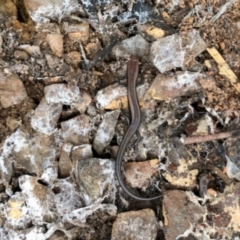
[181,130,240,145]
[87,35,120,70]
[211,166,231,185]
[210,0,235,23]
[207,47,240,93]
[79,41,89,67]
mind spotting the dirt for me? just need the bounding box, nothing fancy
[1,0,240,239]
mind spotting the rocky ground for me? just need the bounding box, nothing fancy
[0,0,240,239]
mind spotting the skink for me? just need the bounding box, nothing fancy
[116,56,161,201]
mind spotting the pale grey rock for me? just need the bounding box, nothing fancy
[5,192,31,230]
[9,129,59,181]
[8,225,47,239]
[112,209,158,240]
[44,84,81,105]
[75,158,115,203]
[18,45,41,56]
[18,175,57,224]
[150,29,207,73]
[225,138,240,180]
[9,64,29,75]
[71,91,91,114]
[61,115,91,145]
[63,203,117,226]
[0,132,15,186]
[93,110,120,155]
[71,144,93,165]
[82,0,114,14]
[31,97,62,135]
[144,71,203,101]
[112,34,150,60]
[24,0,79,23]
[53,179,83,214]
[58,143,73,178]
[86,104,97,116]
[95,83,126,109]
[45,54,61,69]
[226,157,240,181]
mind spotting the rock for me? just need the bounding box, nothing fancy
[44,84,81,105]
[137,24,165,40]
[5,192,31,230]
[96,82,150,110]
[137,124,161,156]
[45,54,62,69]
[65,51,81,68]
[86,104,97,116]
[137,82,156,109]
[9,64,29,75]
[225,138,240,180]
[53,179,83,214]
[150,29,207,72]
[58,143,73,178]
[82,0,114,14]
[0,0,17,17]
[7,226,46,239]
[144,71,203,101]
[0,35,2,54]
[85,41,101,58]
[61,115,91,145]
[39,155,58,184]
[161,141,198,188]
[112,34,150,60]
[71,144,93,165]
[108,61,127,80]
[46,229,68,240]
[19,175,57,224]
[162,168,198,188]
[63,203,117,226]
[6,117,22,132]
[0,129,57,195]
[66,23,90,43]
[162,190,205,240]
[13,50,30,60]
[124,159,159,190]
[226,157,240,181]
[0,70,27,108]
[208,183,240,231]
[71,91,92,113]
[18,45,41,56]
[0,131,19,185]
[11,129,41,175]
[131,0,156,23]
[95,83,127,110]
[31,97,62,135]
[75,158,115,203]
[147,111,174,131]
[93,110,120,155]
[184,114,214,136]
[10,129,59,182]
[24,0,79,23]
[112,209,158,240]
[46,33,63,57]
[36,58,47,68]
